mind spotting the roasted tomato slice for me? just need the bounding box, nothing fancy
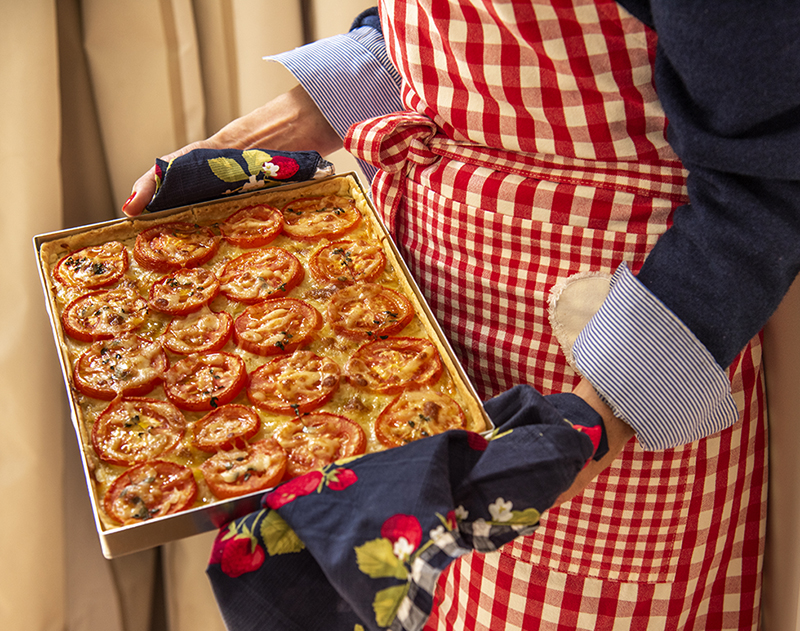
[162,307,233,355]
[345,337,443,394]
[53,241,129,289]
[200,437,287,499]
[309,239,386,285]
[73,335,168,400]
[375,391,466,448]
[163,352,247,412]
[104,460,197,525]
[327,283,414,339]
[148,267,220,315]
[62,287,149,342]
[133,222,220,272]
[275,412,366,479]
[281,195,361,240]
[190,403,261,453]
[219,203,283,248]
[233,298,321,356]
[219,248,304,304]
[247,350,340,415]
[91,397,187,466]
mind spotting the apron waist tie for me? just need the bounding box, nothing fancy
[345,111,690,236]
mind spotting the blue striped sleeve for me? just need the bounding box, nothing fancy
[571,263,739,451]
[264,26,404,182]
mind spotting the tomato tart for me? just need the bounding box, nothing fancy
[37,175,487,542]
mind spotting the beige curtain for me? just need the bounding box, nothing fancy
[3,1,798,629]
[1,1,371,630]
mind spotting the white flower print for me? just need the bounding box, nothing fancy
[429,525,446,543]
[454,505,468,521]
[240,174,262,191]
[488,498,513,522]
[471,518,491,538]
[262,162,280,178]
[392,536,415,562]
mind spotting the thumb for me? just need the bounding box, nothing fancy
[122,165,158,217]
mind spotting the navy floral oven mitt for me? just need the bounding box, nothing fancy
[207,385,608,631]
[146,147,334,212]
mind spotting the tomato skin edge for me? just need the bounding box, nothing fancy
[232,298,322,356]
[61,289,149,343]
[163,310,233,355]
[104,460,198,524]
[190,403,261,453]
[73,341,168,400]
[245,353,340,415]
[91,397,187,466]
[133,223,220,273]
[163,353,249,412]
[279,412,367,479]
[344,337,443,394]
[220,204,283,248]
[201,438,287,500]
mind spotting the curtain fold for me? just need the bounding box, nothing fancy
[2,1,369,630]
[0,2,67,630]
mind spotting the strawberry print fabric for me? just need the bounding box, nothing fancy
[207,386,607,631]
[146,147,334,212]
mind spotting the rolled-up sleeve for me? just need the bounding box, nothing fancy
[265,21,403,181]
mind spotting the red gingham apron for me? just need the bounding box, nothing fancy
[345,1,767,629]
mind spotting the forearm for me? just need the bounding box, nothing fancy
[207,85,343,156]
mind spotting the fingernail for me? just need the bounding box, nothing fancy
[122,192,136,212]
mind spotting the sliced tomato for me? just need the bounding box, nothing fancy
[91,397,187,466]
[163,352,247,412]
[309,239,386,285]
[219,248,304,304]
[73,335,168,400]
[133,222,220,272]
[375,391,466,448]
[191,403,261,453]
[61,287,149,342]
[104,460,197,525]
[148,267,220,315]
[53,241,129,289]
[219,204,283,248]
[275,412,366,479]
[200,437,287,499]
[327,283,414,339]
[247,351,340,415]
[162,307,233,355]
[281,195,361,240]
[233,298,321,356]
[345,337,443,394]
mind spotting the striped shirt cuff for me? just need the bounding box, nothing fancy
[571,264,739,451]
[264,26,404,182]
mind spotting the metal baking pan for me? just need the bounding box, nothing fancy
[34,173,490,558]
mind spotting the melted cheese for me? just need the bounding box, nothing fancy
[82,338,163,390]
[237,307,298,343]
[218,448,278,483]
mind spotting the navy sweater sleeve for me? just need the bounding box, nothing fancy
[617,0,800,367]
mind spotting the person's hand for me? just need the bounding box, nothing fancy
[122,85,344,217]
[552,378,635,506]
